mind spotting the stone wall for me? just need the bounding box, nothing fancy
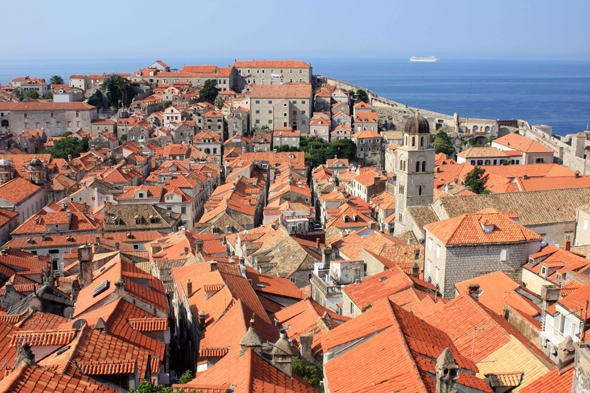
[424,231,534,298]
[503,304,542,349]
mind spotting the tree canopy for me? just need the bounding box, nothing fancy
[50,75,64,85]
[214,95,224,110]
[23,90,39,100]
[356,89,369,103]
[100,73,136,108]
[198,79,219,104]
[43,137,88,159]
[87,91,104,110]
[300,137,356,168]
[293,357,320,387]
[464,166,487,194]
[431,130,456,156]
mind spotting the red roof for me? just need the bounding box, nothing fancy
[0,363,120,393]
[425,209,541,245]
[234,60,310,68]
[0,178,42,204]
[519,364,573,393]
[249,84,312,99]
[352,130,381,139]
[493,133,553,154]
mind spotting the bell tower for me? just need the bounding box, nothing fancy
[393,111,435,236]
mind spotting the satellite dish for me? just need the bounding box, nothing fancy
[63,307,74,319]
[72,319,87,329]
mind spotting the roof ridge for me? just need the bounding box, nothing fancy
[387,303,430,392]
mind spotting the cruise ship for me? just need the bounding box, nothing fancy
[410,56,438,62]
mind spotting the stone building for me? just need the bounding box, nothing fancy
[492,133,555,164]
[249,84,312,135]
[424,209,542,298]
[575,202,590,246]
[351,130,383,166]
[272,129,300,149]
[393,114,435,236]
[227,109,248,137]
[234,60,312,88]
[309,116,330,142]
[0,102,97,137]
[201,110,225,141]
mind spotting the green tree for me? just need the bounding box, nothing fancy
[214,95,224,110]
[101,73,137,108]
[23,90,40,100]
[178,370,194,384]
[163,101,172,110]
[119,134,127,144]
[432,130,456,156]
[50,137,89,159]
[293,357,320,388]
[198,79,219,104]
[87,91,104,110]
[356,89,369,103]
[50,75,64,85]
[464,166,486,194]
[129,380,199,393]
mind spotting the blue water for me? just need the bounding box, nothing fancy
[1,58,588,135]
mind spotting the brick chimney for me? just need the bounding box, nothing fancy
[195,239,204,254]
[186,279,193,297]
[114,278,126,297]
[77,243,94,288]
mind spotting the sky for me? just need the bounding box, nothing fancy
[2,0,590,60]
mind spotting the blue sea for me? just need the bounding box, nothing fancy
[1,58,588,136]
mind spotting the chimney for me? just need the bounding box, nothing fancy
[271,333,294,378]
[564,240,571,251]
[184,246,189,255]
[210,260,218,272]
[239,316,263,356]
[239,257,247,278]
[28,292,42,312]
[316,238,320,249]
[95,235,100,244]
[411,262,420,278]
[195,239,204,254]
[115,242,120,251]
[114,278,126,297]
[540,285,560,311]
[435,348,460,393]
[14,343,36,369]
[198,310,206,330]
[467,283,480,301]
[186,279,193,297]
[576,171,581,178]
[299,333,314,361]
[77,243,94,288]
[322,245,333,270]
[523,174,529,179]
[41,234,46,242]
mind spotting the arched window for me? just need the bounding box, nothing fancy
[0,120,8,128]
[420,137,424,147]
[412,136,415,147]
[418,186,422,196]
[416,161,421,172]
[422,161,426,172]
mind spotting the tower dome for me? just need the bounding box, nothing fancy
[404,112,430,134]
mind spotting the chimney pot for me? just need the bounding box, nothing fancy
[186,279,193,297]
[210,260,218,272]
[467,283,480,301]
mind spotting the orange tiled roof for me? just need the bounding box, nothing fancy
[425,209,541,245]
[0,363,120,393]
[352,130,381,139]
[493,133,553,153]
[519,364,573,393]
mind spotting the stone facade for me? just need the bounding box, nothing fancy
[235,61,312,87]
[424,232,540,298]
[0,102,98,137]
[249,85,312,135]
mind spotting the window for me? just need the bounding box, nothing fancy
[584,219,588,231]
[422,161,426,172]
[500,249,510,261]
[268,110,272,114]
[536,158,544,163]
[181,207,186,214]
[255,100,260,104]
[255,110,260,114]
[350,302,354,315]
[541,266,547,275]
[268,100,272,104]
[418,185,422,196]
[436,244,441,258]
